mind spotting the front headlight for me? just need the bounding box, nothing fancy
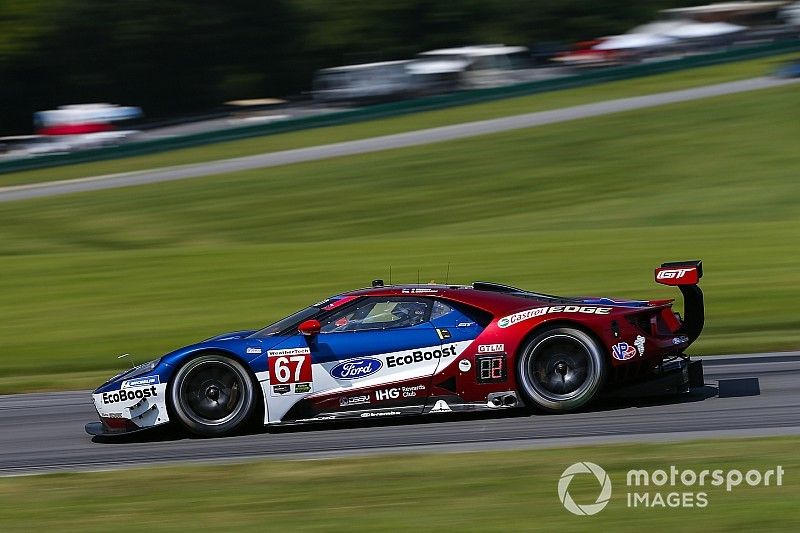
[119,358,162,381]
[101,358,162,387]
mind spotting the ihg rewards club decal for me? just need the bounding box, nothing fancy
[557,461,785,515]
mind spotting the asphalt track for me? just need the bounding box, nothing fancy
[1,76,798,203]
[0,352,797,475]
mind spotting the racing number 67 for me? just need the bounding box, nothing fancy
[269,354,312,384]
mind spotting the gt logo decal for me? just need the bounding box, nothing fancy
[656,268,692,280]
[654,265,700,286]
[269,354,312,384]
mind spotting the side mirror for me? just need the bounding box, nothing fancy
[298,319,321,336]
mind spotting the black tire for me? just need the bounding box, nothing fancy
[170,353,256,437]
[517,327,606,412]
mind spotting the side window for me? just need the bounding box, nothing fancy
[320,298,432,333]
[430,300,454,321]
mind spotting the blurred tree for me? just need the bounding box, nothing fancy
[0,0,698,134]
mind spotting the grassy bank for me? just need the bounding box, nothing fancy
[0,53,795,188]
[0,85,798,392]
[0,437,796,531]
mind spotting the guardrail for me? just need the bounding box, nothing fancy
[2,39,798,175]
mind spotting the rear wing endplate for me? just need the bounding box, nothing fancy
[655,260,704,344]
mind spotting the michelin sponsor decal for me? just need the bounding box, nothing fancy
[634,335,645,356]
[246,347,262,354]
[121,376,160,388]
[498,306,612,328]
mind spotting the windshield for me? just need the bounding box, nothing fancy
[247,306,320,338]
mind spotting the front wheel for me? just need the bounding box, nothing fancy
[170,354,256,436]
[517,327,606,412]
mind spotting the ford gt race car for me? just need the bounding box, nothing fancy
[86,261,705,437]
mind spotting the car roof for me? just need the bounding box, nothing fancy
[336,281,573,314]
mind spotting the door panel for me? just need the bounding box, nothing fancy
[307,325,443,416]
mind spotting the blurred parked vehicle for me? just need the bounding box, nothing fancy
[0,104,141,161]
[407,45,531,92]
[312,60,419,103]
[552,40,623,68]
[34,103,143,135]
[782,1,800,25]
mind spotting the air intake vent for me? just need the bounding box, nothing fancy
[435,376,457,393]
[472,281,523,293]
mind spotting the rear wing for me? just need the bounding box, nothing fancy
[655,260,704,344]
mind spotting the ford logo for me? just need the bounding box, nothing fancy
[329,358,382,380]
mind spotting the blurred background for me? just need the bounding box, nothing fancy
[1,0,799,157]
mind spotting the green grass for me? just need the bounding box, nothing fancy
[0,437,797,531]
[0,53,796,188]
[0,83,798,392]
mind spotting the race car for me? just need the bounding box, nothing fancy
[86,260,705,437]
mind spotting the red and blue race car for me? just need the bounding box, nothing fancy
[87,261,705,437]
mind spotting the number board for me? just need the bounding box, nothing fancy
[268,349,312,384]
[476,354,507,384]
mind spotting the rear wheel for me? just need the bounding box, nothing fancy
[517,327,606,412]
[170,354,256,436]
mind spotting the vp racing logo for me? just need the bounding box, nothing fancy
[558,462,612,516]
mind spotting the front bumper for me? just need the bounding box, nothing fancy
[87,381,170,436]
[85,419,166,437]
